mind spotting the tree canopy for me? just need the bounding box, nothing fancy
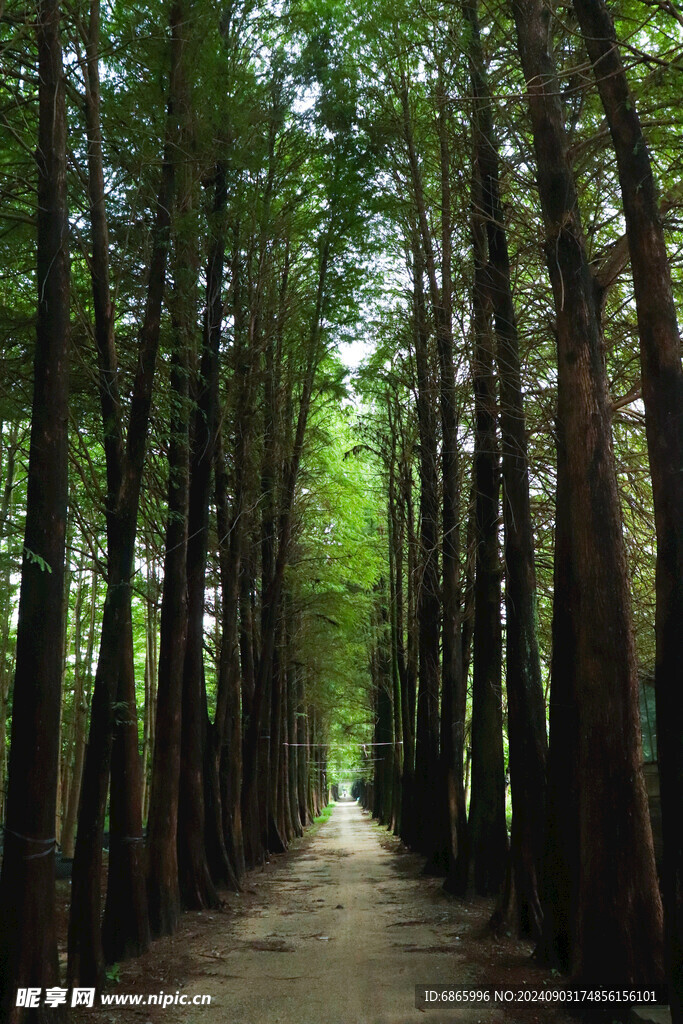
[0,0,682,1018]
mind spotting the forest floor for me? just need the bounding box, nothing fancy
[71,801,589,1024]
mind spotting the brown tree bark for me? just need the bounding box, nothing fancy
[391,456,409,837]
[146,295,190,936]
[570,2,683,1010]
[386,411,404,834]
[408,238,441,857]
[0,2,69,1016]
[372,590,394,827]
[0,422,19,832]
[177,166,235,906]
[102,603,149,963]
[463,0,547,932]
[201,204,244,894]
[140,573,158,825]
[237,123,283,866]
[267,621,288,852]
[296,665,309,829]
[284,653,303,838]
[537,422,579,972]
[215,421,246,879]
[258,282,284,860]
[68,0,179,985]
[399,451,418,848]
[241,236,329,862]
[433,75,467,892]
[214,221,257,881]
[511,0,664,986]
[239,551,257,708]
[401,78,467,880]
[467,196,507,897]
[278,641,295,843]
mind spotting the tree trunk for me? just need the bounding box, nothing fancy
[253,641,273,860]
[376,675,394,828]
[467,207,507,897]
[219,643,245,873]
[267,618,287,852]
[146,318,190,937]
[400,458,418,848]
[241,237,329,860]
[178,307,225,902]
[59,555,86,841]
[203,694,238,890]
[387,429,404,835]
[409,239,441,858]
[140,577,157,824]
[285,654,303,838]
[511,0,664,986]
[462,0,547,936]
[59,557,85,854]
[68,0,178,984]
[56,524,77,847]
[279,648,295,843]
[258,301,281,861]
[198,173,245,891]
[102,601,149,963]
[215,424,246,879]
[240,554,256,722]
[296,669,309,828]
[0,2,69,1016]
[570,1,683,1010]
[538,422,579,972]
[433,76,467,892]
[401,79,466,878]
[214,221,257,880]
[372,589,394,827]
[0,422,19,833]
[61,569,98,860]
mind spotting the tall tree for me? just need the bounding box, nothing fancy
[177,160,238,905]
[400,74,467,876]
[569,1,683,1011]
[214,222,256,881]
[462,0,547,934]
[433,68,468,891]
[467,172,507,896]
[0,0,69,1017]
[511,0,664,986]
[0,422,20,831]
[407,238,441,857]
[145,168,193,937]
[68,0,180,985]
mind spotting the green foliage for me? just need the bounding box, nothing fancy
[287,394,385,757]
[105,963,121,985]
[23,548,51,574]
[1,0,680,837]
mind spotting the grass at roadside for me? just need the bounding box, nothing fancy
[313,801,336,825]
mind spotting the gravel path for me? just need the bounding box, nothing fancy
[147,802,570,1024]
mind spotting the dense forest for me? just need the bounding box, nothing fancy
[0,0,681,1020]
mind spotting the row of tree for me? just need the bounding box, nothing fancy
[0,0,681,1020]
[343,0,682,1011]
[0,0,383,1018]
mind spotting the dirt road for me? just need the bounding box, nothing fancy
[123,802,571,1024]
